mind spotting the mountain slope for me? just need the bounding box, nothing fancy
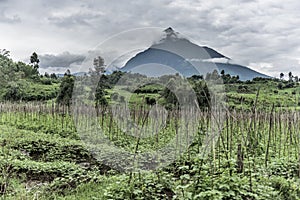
[120,28,270,81]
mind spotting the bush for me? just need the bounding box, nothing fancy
[277,83,283,90]
[110,92,119,101]
[145,97,156,105]
[40,78,52,85]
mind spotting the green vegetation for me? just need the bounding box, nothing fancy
[0,52,59,102]
[225,77,300,110]
[2,102,300,199]
[2,53,300,199]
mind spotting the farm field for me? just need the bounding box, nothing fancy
[2,53,300,199]
[1,98,300,199]
[1,1,300,199]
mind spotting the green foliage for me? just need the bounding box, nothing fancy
[221,71,240,84]
[0,53,59,102]
[30,52,39,73]
[57,71,75,106]
[101,172,175,200]
[3,81,26,101]
[134,84,162,94]
[95,75,111,107]
[161,78,179,109]
[269,176,300,200]
[193,81,210,108]
[145,96,156,105]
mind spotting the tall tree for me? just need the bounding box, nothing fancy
[280,73,284,80]
[91,56,109,108]
[93,56,105,75]
[57,69,75,106]
[30,52,40,74]
[288,71,293,82]
[95,74,109,107]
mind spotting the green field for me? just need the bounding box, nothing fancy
[1,99,300,199]
[2,53,300,199]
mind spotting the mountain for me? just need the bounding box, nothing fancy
[120,27,270,81]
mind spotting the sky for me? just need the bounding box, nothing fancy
[0,0,300,77]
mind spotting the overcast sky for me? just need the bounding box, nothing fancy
[1,0,300,77]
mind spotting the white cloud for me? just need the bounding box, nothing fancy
[0,0,299,76]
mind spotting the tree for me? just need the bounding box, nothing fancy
[30,52,40,75]
[65,69,71,76]
[288,72,293,82]
[16,61,36,78]
[211,69,220,80]
[280,73,284,80]
[4,81,25,101]
[93,56,105,75]
[145,97,156,105]
[161,78,178,108]
[194,81,210,108]
[91,56,110,107]
[44,72,50,78]
[95,75,109,107]
[220,69,225,76]
[0,49,10,57]
[56,69,75,106]
[50,73,57,79]
[205,70,220,80]
[188,75,203,81]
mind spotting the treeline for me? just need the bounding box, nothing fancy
[4,50,300,109]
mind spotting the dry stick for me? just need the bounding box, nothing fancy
[133,109,150,164]
[298,113,300,177]
[292,111,297,160]
[273,110,278,156]
[230,110,234,171]
[216,113,230,172]
[287,111,292,162]
[283,111,287,157]
[265,103,274,168]
[246,87,260,192]
[237,143,243,173]
[226,111,229,152]
[278,107,282,158]
[293,111,299,161]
